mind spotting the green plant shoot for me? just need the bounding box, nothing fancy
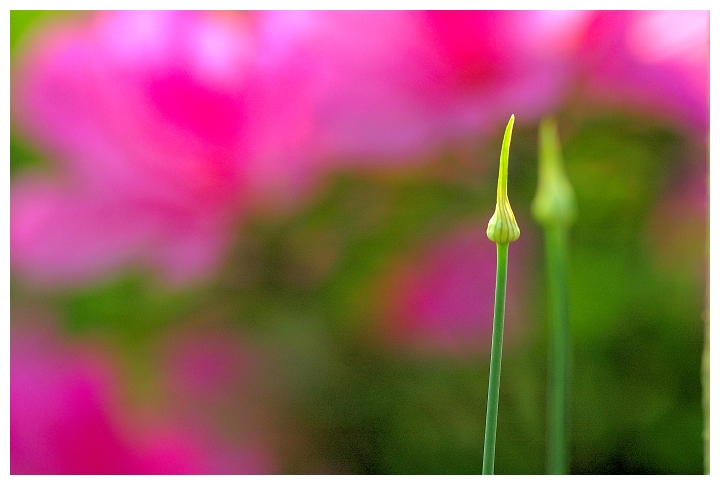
[532,117,576,475]
[483,115,519,475]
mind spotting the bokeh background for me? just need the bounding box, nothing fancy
[10,10,708,474]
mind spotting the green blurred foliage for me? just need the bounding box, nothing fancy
[11,10,48,51]
[10,136,49,176]
[10,10,80,51]
[11,11,81,175]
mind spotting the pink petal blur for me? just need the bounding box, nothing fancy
[11,11,316,286]
[260,11,589,166]
[644,165,708,281]
[579,11,709,130]
[11,323,273,474]
[381,223,525,356]
[11,175,234,285]
[162,325,254,399]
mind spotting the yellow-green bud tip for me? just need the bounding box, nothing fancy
[531,117,576,227]
[487,115,520,244]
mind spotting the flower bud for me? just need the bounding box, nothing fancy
[487,115,520,244]
[532,117,576,227]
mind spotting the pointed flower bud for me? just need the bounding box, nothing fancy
[487,115,520,244]
[532,117,576,227]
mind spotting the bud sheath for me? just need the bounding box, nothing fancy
[532,118,576,228]
[487,115,520,243]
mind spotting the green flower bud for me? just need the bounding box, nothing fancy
[487,115,520,244]
[532,117,576,227]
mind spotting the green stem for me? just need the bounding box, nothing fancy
[483,241,509,475]
[545,225,569,474]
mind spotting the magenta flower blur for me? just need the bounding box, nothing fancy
[380,223,525,356]
[261,10,589,165]
[157,323,278,471]
[579,10,709,130]
[644,165,708,281]
[11,11,314,286]
[11,324,272,474]
[161,324,255,400]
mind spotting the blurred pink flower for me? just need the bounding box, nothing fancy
[157,323,279,471]
[11,323,273,474]
[644,165,708,282]
[379,223,526,356]
[11,11,315,286]
[161,324,255,400]
[578,10,709,130]
[260,10,589,166]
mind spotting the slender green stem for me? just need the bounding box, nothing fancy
[545,225,569,474]
[533,117,574,474]
[483,241,509,475]
[483,115,517,474]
